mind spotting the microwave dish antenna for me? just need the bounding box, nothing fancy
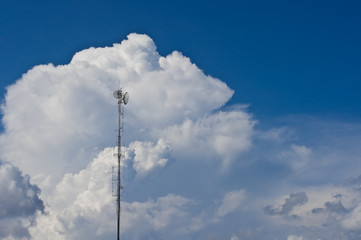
[113,89,129,105]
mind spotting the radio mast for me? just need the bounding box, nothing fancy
[113,88,129,240]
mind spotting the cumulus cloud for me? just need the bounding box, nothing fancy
[28,147,116,240]
[0,33,251,185]
[29,147,189,239]
[0,33,257,239]
[29,147,249,239]
[4,31,361,240]
[0,162,44,218]
[128,138,171,178]
[1,31,361,240]
[161,109,254,169]
[0,161,44,239]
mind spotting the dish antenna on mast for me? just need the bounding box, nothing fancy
[113,87,129,240]
[113,89,129,105]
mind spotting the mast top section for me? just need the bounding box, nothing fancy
[114,89,129,105]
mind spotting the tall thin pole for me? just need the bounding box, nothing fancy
[117,97,122,240]
[113,88,128,240]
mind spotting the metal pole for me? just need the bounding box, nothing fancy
[117,99,121,240]
[113,88,128,240]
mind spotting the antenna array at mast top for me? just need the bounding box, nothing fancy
[114,89,129,105]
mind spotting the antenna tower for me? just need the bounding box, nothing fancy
[113,88,129,240]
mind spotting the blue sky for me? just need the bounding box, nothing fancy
[1,0,360,118]
[1,1,361,240]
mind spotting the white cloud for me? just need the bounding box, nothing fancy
[28,147,115,240]
[129,138,171,178]
[0,162,44,218]
[2,32,361,239]
[161,110,254,169]
[28,149,252,239]
[0,161,44,239]
[27,146,198,239]
[0,33,253,239]
[0,33,247,184]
